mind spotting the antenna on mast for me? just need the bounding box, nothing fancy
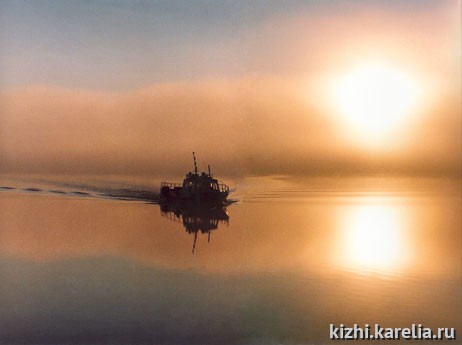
[192,152,198,174]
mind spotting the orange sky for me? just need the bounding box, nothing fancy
[0,1,460,177]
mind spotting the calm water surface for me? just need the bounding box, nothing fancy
[0,176,460,344]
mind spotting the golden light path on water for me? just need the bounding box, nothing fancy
[337,197,411,275]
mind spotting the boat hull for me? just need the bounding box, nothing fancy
[160,186,228,204]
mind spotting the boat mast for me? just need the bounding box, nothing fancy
[192,152,198,175]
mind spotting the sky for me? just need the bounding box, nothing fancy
[0,0,460,177]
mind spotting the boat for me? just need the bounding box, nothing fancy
[160,152,229,204]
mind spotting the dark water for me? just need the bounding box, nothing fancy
[0,176,460,344]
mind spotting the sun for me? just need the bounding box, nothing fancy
[332,62,419,142]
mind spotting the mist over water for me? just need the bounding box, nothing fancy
[1,77,460,345]
[1,80,460,177]
[0,0,460,343]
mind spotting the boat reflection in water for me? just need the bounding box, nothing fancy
[160,201,229,253]
[159,152,232,253]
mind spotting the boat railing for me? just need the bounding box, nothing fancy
[218,183,229,193]
[161,182,182,189]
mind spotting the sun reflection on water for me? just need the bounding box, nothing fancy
[338,200,410,274]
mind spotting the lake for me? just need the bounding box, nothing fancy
[0,175,460,344]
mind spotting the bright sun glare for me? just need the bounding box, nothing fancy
[339,203,409,274]
[333,63,419,141]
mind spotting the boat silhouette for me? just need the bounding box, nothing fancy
[160,152,229,204]
[159,153,232,252]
